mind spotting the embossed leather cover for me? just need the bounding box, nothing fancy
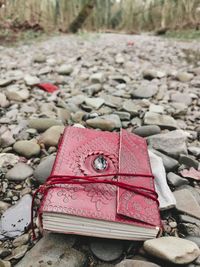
[40,127,161,231]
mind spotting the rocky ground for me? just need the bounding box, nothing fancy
[0,33,200,267]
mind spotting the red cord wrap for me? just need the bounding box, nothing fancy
[31,173,159,239]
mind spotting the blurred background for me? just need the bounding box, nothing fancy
[0,0,200,43]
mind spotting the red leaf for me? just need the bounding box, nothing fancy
[36,83,59,93]
[181,167,200,180]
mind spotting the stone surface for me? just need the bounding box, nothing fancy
[0,260,11,267]
[179,155,199,170]
[176,72,194,82]
[28,118,63,132]
[122,100,140,116]
[171,92,192,106]
[167,172,189,187]
[5,163,33,181]
[133,125,161,137]
[143,69,166,80]
[174,188,200,219]
[13,140,40,158]
[90,238,123,261]
[39,125,65,147]
[34,155,55,183]
[90,73,105,83]
[24,75,40,86]
[148,130,188,158]
[144,112,178,130]
[116,260,160,267]
[85,97,105,109]
[150,149,179,171]
[15,233,77,267]
[86,114,121,130]
[132,84,158,98]
[0,195,32,238]
[144,237,200,264]
[57,64,73,75]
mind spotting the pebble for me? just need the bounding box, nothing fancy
[24,75,40,86]
[185,236,200,248]
[0,260,11,267]
[171,92,192,106]
[86,114,121,130]
[57,64,73,75]
[122,100,140,116]
[5,245,28,260]
[85,97,105,109]
[90,72,105,83]
[39,125,65,147]
[150,149,179,171]
[148,130,188,158]
[144,112,178,130]
[6,88,29,101]
[15,233,76,267]
[143,237,200,264]
[0,93,9,108]
[167,172,189,187]
[176,72,194,82]
[179,155,200,170]
[13,234,30,247]
[13,140,40,158]
[28,118,63,132]
[132,84,158,98]
[133,125,161,137]
[116,260,160,267]
[90,238,123,261]
[0,195,32,238]
[143,69,166,80]
[0,201,10,214]
[174,188,200,219]
[33,155,55,183]
[149,104,164,114]
[5,163,33,181]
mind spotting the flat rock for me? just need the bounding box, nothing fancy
[167,172,189,187]
[188,146,200,157]
[5,163,33,181]
[0,130,15,148]
[148,130,188,158]
[33,54,46,63]
[0,153,19,168]
[143,237,200,264]
[149,104,164,114]
[86,114,121,131]
[186,236,200,248]
[6,88,29,101]
[90,72,105,83]
[171,92,192,106]
[132,84,158,98]
[142,69,166,80]
[57,64,73,75]
[28,118,63,132]
[34,155,55,184]
[15,233,77,267]
[179,155,200,170]
[116,260,160,267]
[85,97,105,109]
[176,72,194,82]
[150,149,179,171]
[0,201,10,214]
[174,188,200,220]
[0,260,11,267]
[144,112,178,130]
[13,140,40,158]
[122,100,140,116]
[0,195,32,238]
[5,245,28,260]
[0,78,14,87]
[39,125,65,147]
[133,125,161,137]
[24,75,40,86]
[90,238,123,261]
[0,93,9,108]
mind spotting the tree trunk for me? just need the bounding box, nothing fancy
[68,0,95,33]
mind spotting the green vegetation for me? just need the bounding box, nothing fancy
[165,30,200,40]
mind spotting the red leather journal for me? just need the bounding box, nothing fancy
[39,127,161,240]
